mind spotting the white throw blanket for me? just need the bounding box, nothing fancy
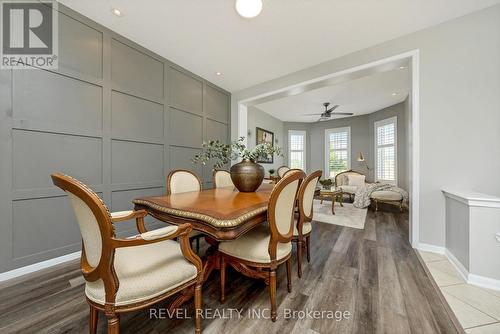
[353,183,409,208]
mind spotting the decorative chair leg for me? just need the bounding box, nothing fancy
[106,315,120,334]
[89,305,98,334]
[220,255,226,304]
[375,200,379,212]
[286,258,292,293]
[269,269,277,322]
[306,235,311,263]
[399,200,404,212]
[194,284,202,334]
[297,240,303,278]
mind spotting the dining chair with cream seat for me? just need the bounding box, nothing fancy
[218,170,306,322]
[167,169,204,252]
[51,173,203,334]
[212,169,234,188]
[277,165,290,178]
[293,170,322,278]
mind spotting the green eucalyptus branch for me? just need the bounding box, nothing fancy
[191,136,283,169]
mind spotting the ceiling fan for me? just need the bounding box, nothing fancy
[306,102,354,122]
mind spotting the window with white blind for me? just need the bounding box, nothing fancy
[288,130,306,170]
[325,127,351,178]
[375,116,397,185]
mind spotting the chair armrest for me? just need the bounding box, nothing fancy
[110,209,148,233]
[110,209,147,223]
[111,223,191,247]
[110,223,203,273]
[140,225,178,240]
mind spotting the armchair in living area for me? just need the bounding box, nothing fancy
[51,173,203,334]
[334,170,367,201]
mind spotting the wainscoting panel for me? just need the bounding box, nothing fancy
[169,67,203,115]
[206,118,229,143]
[111,91,164,143]
[111,39,164,101]
[169,146,203,176]
[205,84,230,124]
[12,70,103,135]
[12,130,103,191]
[12,196,82,259]
[0,3,230,273]
[58,12,103,79]
[111,140,164,185]
[169,108,203,148]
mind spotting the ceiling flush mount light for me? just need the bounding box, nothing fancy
[111,8,123,17]
[392,92,398,96]
[399,66,406,70]
[235,0,263,18]
[216,72,222,76]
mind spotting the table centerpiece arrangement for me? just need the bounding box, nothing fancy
[192,137,282,192]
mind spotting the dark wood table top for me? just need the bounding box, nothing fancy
[133,184,274,240]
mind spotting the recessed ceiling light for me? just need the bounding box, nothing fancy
[111,8,123,17]
[235,0,263,18]
[216,72,222,76]
[392,92,398,96]
[399,66,406,70]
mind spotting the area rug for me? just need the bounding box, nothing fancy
[312,199,367,229]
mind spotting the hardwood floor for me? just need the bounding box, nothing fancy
[0,205,461,334]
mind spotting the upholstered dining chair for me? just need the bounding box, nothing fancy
[293,170,322,278]
[218,170,306,322]
[277,165,290,178]
[212,169,234,188]
[167,169,204,252]
[51,173,203,334]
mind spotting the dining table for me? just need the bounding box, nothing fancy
[132,183,274,310]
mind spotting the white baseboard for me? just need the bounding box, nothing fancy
[468,273,500,291]
[0,251,81,283]
[417,242,445,254]
[445,249,469,282]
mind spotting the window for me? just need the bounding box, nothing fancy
[325,127,351,178]
[288,130,306,170]
[375,117,397,184]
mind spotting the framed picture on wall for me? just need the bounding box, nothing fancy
[256,127,274,163]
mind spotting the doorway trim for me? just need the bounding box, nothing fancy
[236,50,420,246]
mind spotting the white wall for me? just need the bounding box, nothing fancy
[247,106,285,175]
[232,5,500,248]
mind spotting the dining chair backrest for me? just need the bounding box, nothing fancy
[277,166,290,178]
[213,169,234,188]
[282,168,303,178]
[298,170,322,222]
[167,169,202,195]
[267,171,305,256]
[51,173,112,268]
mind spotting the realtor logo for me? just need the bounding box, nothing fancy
[1,0,58,69]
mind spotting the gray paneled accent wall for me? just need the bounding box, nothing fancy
[0,5,230,273]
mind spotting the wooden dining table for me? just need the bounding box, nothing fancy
[132,183,274,310]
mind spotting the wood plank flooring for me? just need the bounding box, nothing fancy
[0,205,461,334]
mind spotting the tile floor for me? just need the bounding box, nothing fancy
[419,250,500,333]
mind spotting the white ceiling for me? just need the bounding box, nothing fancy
[59,0,500,92]
[255,67,410,122]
